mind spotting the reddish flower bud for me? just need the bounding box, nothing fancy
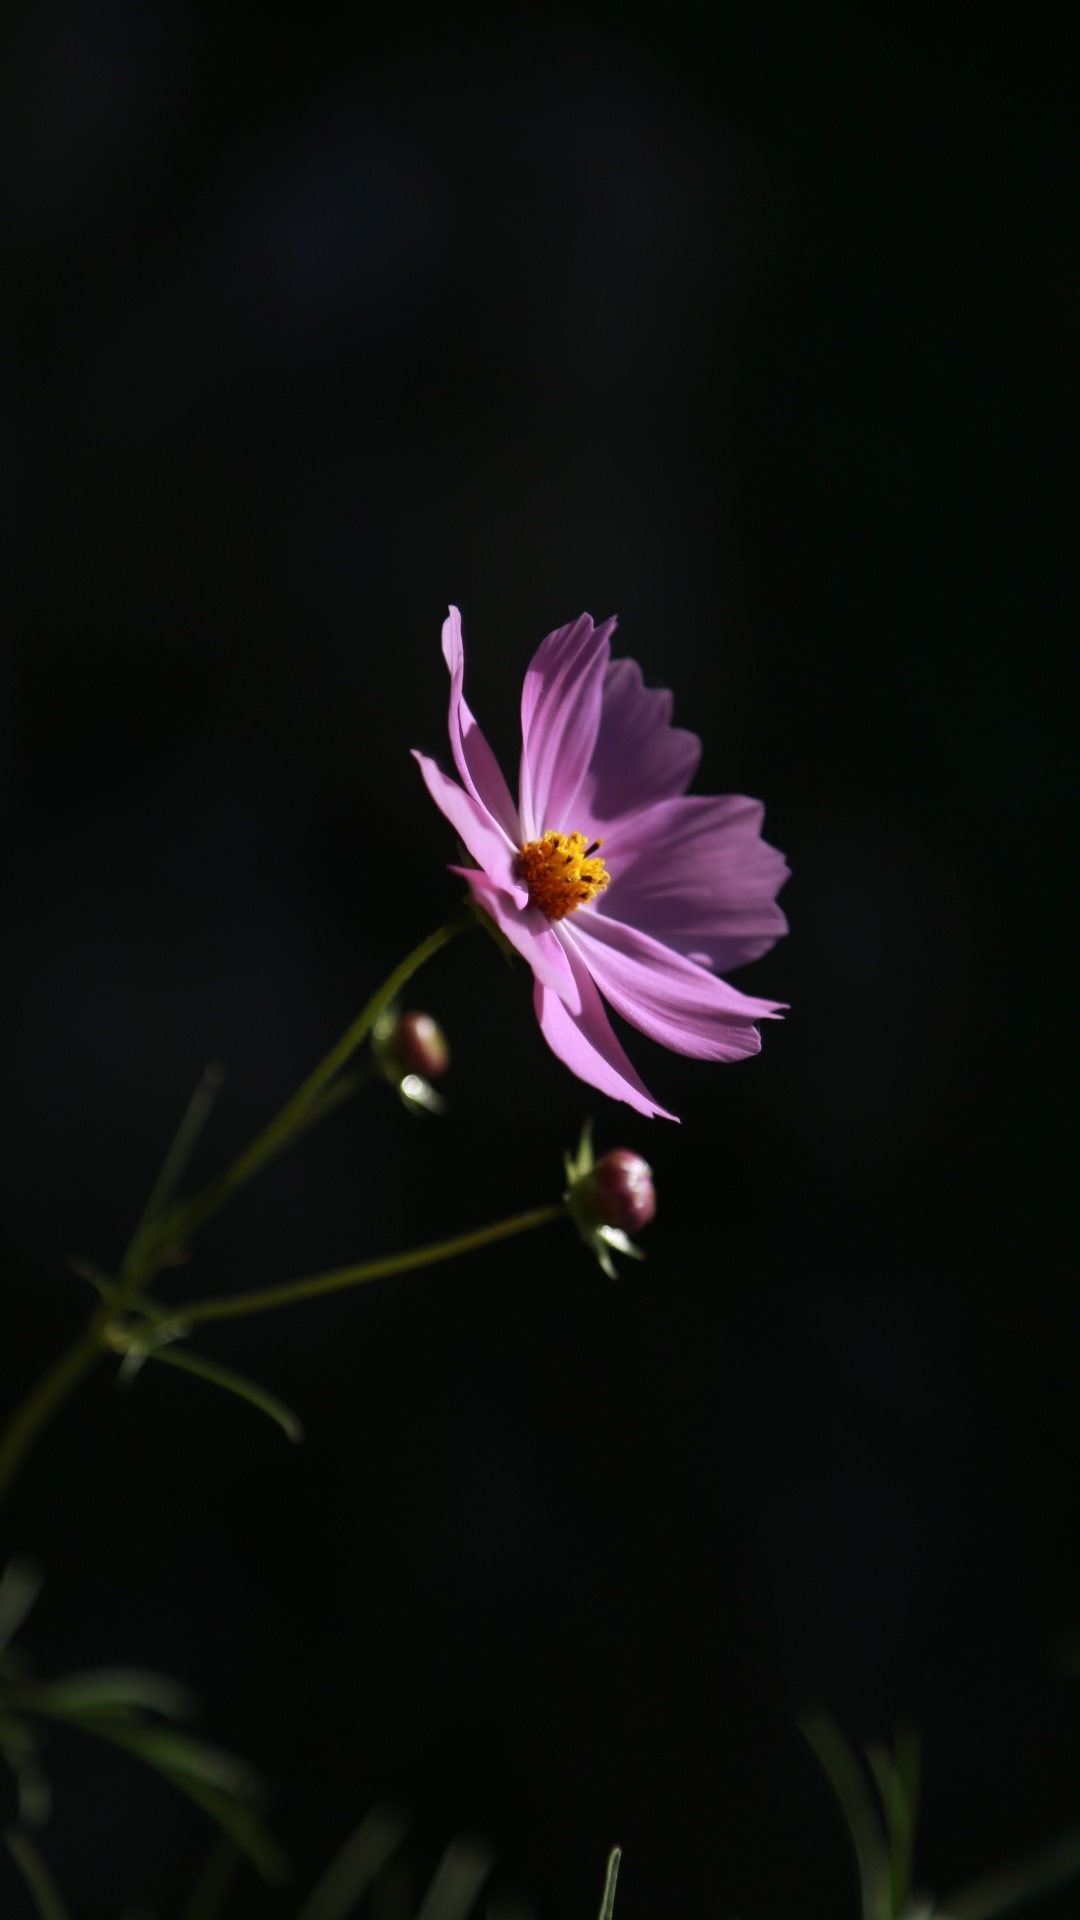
[585,1149,656,1235]
[563,1123,655,1278]
[395,1011,451,1081]
[371,1006,451,1114]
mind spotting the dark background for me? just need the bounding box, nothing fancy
[1,7,1077,1917]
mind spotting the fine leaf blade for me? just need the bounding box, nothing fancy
[182,1833,243,1920]
[938,1819,1080,1920]
[70,1714,263,1800]
[0,1716,51,1829]
[65,1257,115,1299]
[296,1804,410,1920]
[866,1734,919,1917]
[800,1710,892,1920]
[413,1837,493,1920]
[127,1063,226,1251]
[0,1560,42,1655]
[135,1345,305,1443]
[3,1829,70,1920]
[20,1668,195,1721]
[162,1770,288,1884]
[80,1716,286,1881]
[597,1847,621,1920]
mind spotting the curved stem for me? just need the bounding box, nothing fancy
[0,908,479,1508]
[127,906,477,1275]
[290,1060,377,1136]
[146,1204,567,1330]
[0,1321,108,1510]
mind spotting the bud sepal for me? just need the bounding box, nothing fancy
[563,1122,655,1280]
[371,1005,450,1114]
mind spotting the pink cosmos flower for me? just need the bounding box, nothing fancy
[413,608,788,1120]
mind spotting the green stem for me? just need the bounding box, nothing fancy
[0,908,478,1508]
[290,1060,376,1137]
[0,1321,109,1510]
[147,1204,567,1330]
[127,906,477,1275]
[128,1063,225,1247]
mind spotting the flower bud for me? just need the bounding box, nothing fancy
[583,1149,656,1235]
[395,1011,451,1081]
[563,1123,654,1278]
[371,1006,450,1113]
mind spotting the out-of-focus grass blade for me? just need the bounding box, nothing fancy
[160,1768,289,1884]
[136,1345,305,1443]
[70,1714,263,1799]
[296,1803,409,1920]
[21,1668,195,1720]
[182,1832,243,1920]
[371,1854,415,1920]
[938,1820,1080,1920]
[0,1715,51,1828]
[867,1733,918,1916]
[413,1837,494,1920]
[128,1063,226,1248]
[799,1710,892,1920]
[65,1257,116,1300]
[0,1560,42,1654]
[83,1716,286,1882]
[18,1692,284,1877]
[4,1829,70,1920]
[597,1847,621,1920]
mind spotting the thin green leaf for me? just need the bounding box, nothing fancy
[0,1560,42,1654]
[938,1820,1080,1920]
[294,1063,376,1138]
[159,1768,288,1885]
[19,1668,195,1721]
[69,1713,262,1799]
[597,1847,621,1920]
[0,1716,51,1830]
[65,1257,116,1299]
[867,1734,918,1916]
[64,1713,286,1882]
[4,1830,70,1920]
[894,1728,920,1819]
[414,1837,493,1920]
[0,1714,33,1752]
[133,1345,305,1443]
[370,1853,415,1920]
[127,1063,226,1253]
[182,1832,244,1920]
[297,1804,409,1920]
[800,1710,892,1920]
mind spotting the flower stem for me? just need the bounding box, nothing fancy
[0,907,479,1508]
[145,1204,567,1331]
[126,906,477,1275]
[0,1321,107,1509]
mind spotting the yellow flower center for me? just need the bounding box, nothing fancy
[517,830,611,921]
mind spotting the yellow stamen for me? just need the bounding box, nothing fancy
[517,830,610,921]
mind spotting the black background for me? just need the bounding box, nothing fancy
[1,7,1077,1917]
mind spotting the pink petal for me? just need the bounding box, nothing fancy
[441,607,521,843]
[567,912,784,1061]
[535,933,678,1120]
[518,615,615,841]
[595,793,789,972]
[412,750,520,881]
[451,865,580,1009]
[574,656,702,833]
[415,748,577,1008]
